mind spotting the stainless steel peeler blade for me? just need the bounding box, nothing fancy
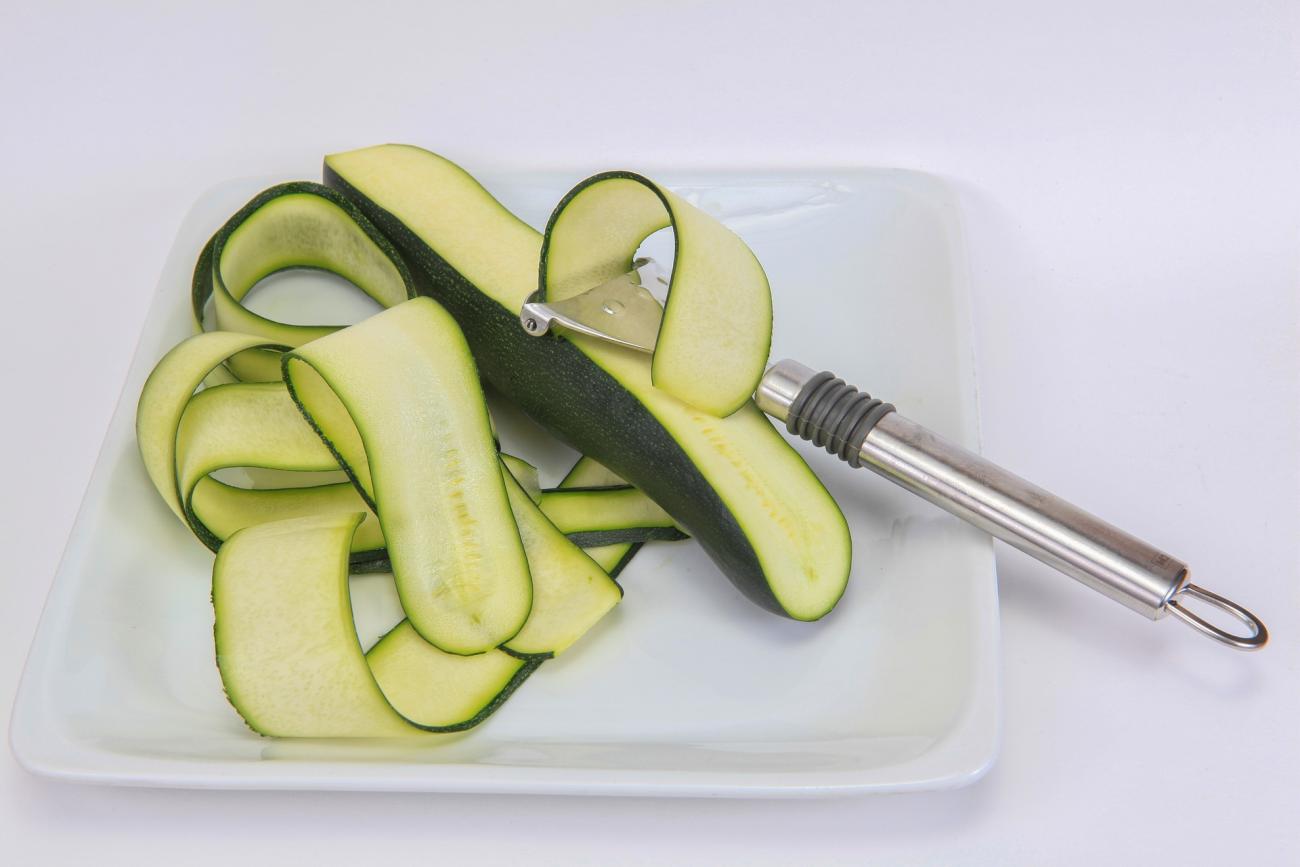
[520,259,668,352]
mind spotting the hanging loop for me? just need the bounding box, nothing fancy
[1166,582,1268,651]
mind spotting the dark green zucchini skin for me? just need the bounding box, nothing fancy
[325,166,792,617]
[565,527,688,547]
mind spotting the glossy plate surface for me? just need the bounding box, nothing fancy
[11,168,999,796]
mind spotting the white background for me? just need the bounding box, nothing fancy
[2,1,1296,863]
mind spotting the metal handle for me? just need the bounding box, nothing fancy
[756,359,1268,651]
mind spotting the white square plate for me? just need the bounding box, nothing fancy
[10,167,999,797]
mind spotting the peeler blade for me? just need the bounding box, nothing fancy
[520,258,668,352]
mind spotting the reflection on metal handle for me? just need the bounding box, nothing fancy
[757,359,1268,651]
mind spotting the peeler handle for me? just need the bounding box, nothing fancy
[755,359,1268,650]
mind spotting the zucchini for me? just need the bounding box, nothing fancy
[538,486,687,547]
[193,182,416,382]
[537,453,685,546]
[584,543,640,580]
[497,466,622,657]
[365,621,539,729]
[556,455,628,489]
[214,512,538,737]
[138,330,396,567]
[175,382,342,539]
[324,145,852,620]
[499,453,541,502]
[137,331,282,522]
[552,456,642,577]
[282,298,533,655]
[538,172,771,416]
[190,477,386,560]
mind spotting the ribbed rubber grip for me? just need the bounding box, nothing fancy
[784,372,895,468]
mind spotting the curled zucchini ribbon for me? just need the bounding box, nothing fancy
[537,172,773,417]
[191,181,417,382]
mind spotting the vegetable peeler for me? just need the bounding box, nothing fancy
[521,259,1269,651]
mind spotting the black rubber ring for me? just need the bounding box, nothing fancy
[820,389,870,453]
[838,397,881,461]
[845,402,896,467]
[839,398,880,466]
[785,370,896,468]
[786,371,835,437]
[796,376,843,442]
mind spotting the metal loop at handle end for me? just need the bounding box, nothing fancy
[1167,583,1268,651]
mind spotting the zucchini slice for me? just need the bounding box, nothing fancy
[214,513,415,737]
[137,331,282,521]
[189,477,386,559]
[193,182,416,382]
[538,486,687,547]
[553,456,641,577]
[175,383,340,490]
[214,512,538,737]
[282,297,533,655]
[556,455,628,489]
[324,145,852,620]
[539,172,771,416]
[583,544,640,579]
[499,453,541,503]
[366,622,539,729]
[497,466,622,657]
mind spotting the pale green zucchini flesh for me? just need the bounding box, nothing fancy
[499,453,542,502]
[556,455,628,489]
[283,297,533,656]
[581,543,640,577]
[324,144,852,620]
[213,513,415,737]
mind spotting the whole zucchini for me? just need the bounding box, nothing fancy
[324,145,851,620]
